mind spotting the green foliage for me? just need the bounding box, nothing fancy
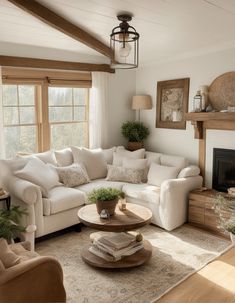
[88,188,123,203]
[213,195,235,234]
[0,206,27,241]
[121,121,150,142]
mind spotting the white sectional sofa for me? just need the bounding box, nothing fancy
[0,147,202,244]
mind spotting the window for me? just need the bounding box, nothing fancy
[2,85,39,158]
[1,69,91,158]
[49,87,89,150]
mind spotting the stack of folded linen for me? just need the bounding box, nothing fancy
[89,232,144,262]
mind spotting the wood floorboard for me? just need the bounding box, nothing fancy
[155,246,235,303]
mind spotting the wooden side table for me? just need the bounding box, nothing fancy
[188,189,233,238]
[0,192,11,210]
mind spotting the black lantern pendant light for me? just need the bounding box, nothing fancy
[110,14,139,69]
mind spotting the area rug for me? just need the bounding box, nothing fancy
[36,225,231,303]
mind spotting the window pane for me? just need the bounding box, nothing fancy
[49,87,72,106]
[20,107,35,124]
[74,88,86,105]
[74,106,86,121]
[3,107,19,125]
[19,86,35,105]
[4,126,37,158]
[49,107,72,122]
[50,123,87,150]
[3,85,17,106]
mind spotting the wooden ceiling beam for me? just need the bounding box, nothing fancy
[7,0,112,58]
[0,55,115,73]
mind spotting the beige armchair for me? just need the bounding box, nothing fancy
[0,241,66,303]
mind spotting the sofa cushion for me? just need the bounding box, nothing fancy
[77,179,125,198]
[0,238,20,268]
[71,147,107,180]
[102,147,116,164]
[178,165,200,178]
[122,158,148,182]
[123,183,160,205]
[160,154,188,169]
[54,148,74,167]
[18,150,57,166]
[145,151,161,166]
[43,186,86,215]
[147,163,181,186]
[15,158,60,198]
[106,165,143,184]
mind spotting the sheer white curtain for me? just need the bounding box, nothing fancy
[89,72,109,149]
[0,67,5,159]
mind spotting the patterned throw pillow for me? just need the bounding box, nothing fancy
[53,164,90,187]
[106,165,144,184]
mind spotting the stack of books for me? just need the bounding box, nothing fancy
[89,232,143,262]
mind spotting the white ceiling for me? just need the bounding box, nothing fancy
[0,0,235,66]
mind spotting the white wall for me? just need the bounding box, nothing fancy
[107,69,136,147]
[136,48,235,187]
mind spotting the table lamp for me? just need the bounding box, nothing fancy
[132,95,152,121]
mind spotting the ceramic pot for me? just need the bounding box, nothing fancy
[230,232,235,245]
[127,141,143,151]
[96,198,118,216]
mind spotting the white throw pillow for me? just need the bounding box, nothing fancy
[145,151,161,166]
[102,147,116,164]
[106,165,143,184]
[51,164,90,187]
[115,148,145,159]
[178,165,200,178]
[15,158,60,197]
[71,147,107,180]
[18,150,57,165]
[122,158,148,182]
[54,148,74,167]
[147,163,181,186]
[160,154,188,169]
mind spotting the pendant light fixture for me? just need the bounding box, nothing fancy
[110,14,139,69]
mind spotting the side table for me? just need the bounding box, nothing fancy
[0,192,11,210]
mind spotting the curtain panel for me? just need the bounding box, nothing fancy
[0,67,5,159]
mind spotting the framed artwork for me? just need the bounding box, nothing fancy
[156,78,190,129]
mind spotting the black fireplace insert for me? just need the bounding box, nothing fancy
[212,148,235,192]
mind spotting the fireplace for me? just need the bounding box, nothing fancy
[213,148,235,192]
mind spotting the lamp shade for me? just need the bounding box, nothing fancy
[132,95,152,110]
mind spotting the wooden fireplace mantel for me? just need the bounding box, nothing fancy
[185,112,235,181]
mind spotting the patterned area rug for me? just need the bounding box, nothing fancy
[36,225,231,303]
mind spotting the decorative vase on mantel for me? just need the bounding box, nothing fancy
[127,141,143,151]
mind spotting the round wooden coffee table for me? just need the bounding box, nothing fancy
[78,203,152,269]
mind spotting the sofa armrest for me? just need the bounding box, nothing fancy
[159,176,203,231]
[7,176,41,205]
[0,257,66,303]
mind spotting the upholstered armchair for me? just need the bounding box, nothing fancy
[0,240,66,303]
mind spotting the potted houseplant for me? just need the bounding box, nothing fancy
[88,187,124,216]
[121,121,150,151]
[213,194,235,244]
[0,206,27,243]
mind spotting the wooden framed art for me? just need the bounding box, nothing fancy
[156,78,190,129]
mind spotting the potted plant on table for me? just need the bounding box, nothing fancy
[213,194,235,244]
[88,188,124,216]
[121,121,150,151]
[0,206,27,243]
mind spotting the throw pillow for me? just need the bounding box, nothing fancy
[160,154,188,169]
[147,163,181,186]
[0,238,20,268]
[54,148,74,167]
[178,165,200,178]
[122,158,148,182]
[71,147,107,180]
[102,147,116,164]
[115,147,145,159]
[106,165,143,184]
[15,158,61,198]
[51,164,90,187]
[18,150,57,166]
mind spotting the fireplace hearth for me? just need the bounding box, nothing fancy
[213,148,235,192]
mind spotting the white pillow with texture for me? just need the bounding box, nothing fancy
[18,150,57,166]
[71,147,107,180]
[54,148,73,167]
[15,158,60,197]
[51,163,90,187]
[122,158,148,182]
[106,165,143,184]
[147,163,181,186]
[178,165,200,178]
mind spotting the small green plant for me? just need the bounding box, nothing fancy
[88,188,123,203]
[0,206,27,241]
[213,194,235,234]
[121,121,150,142]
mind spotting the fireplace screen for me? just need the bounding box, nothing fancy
[213,148,235,192]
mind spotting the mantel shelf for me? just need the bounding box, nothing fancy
[185,112,235,122]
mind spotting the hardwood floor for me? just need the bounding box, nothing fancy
[155,247,235,303]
